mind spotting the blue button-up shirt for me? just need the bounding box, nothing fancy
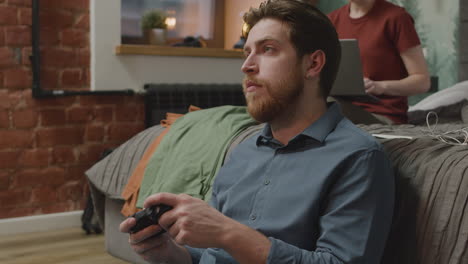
[188,103,395,263]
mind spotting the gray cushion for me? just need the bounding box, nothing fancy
[408,81,468,124]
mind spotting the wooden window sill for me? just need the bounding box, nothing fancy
[115,45,244,58]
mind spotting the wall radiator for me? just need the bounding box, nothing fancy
[144,84,246,128]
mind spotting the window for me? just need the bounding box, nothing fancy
[121,0,225,48]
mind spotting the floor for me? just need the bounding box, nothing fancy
[0,227,129,264]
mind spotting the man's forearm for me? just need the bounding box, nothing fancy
[150,241,192,264]
[219,221,271,264]
[173,244,193,264]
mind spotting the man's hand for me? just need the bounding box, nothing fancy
[122,192,271,263]
[146,193,271,264]
[119,209,191,263]
[146,193,238,249]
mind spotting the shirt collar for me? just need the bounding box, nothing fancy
[256,102,344,147]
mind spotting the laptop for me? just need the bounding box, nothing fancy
[329,39,380,103]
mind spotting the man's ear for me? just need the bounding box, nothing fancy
[304,50,326,79]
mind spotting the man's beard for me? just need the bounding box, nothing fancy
[243,70,304,123]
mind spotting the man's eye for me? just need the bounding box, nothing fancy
[264,46,274,52]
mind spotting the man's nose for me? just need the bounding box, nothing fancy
[241,55,258,74]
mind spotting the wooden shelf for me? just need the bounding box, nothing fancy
[115,45,244,58]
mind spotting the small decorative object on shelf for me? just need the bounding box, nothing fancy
[141,9,167,45]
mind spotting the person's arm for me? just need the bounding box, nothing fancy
[264,148,395,263]
[119,216,192,264]
[145,148,394,264]
[143,193,272,264]
[365,45,431,96]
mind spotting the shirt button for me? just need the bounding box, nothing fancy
[264,179,270,185]
[250,214,257,220]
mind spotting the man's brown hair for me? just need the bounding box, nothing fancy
[243,0,341,98]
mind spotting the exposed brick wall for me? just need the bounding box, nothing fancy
[0,0,145,219]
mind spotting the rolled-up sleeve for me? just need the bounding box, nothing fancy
[266,149,395,264]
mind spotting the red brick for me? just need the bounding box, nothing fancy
[121,95,143,105]
[41,48,77,68]
[26,96,76,109]
[13,109,38,128]
[39,28,59,45]
[67,165,90,181]
[40,0,57,9]
[4,68,31,89]
[22,90,42,108]
[86,125,104,141]
[40,10,74,29]
[0,109,10,128]
[83,69,90,87]
[0,130,33,149]
[21,47,31,65]
[39,68,59,88]
[126,94,144,104]
[0,171,10,190]
[93,106,114,122]
[0,47,16,68]
[61,69,83,87]
[36,127,85,147]
[67,106,94,123]
[0,6,18,25]
[78,144,109,164]
[5,26,31,46]
[8,90,24,108]
[61,29,88,47]
[0,90,11,109]
[13,167,66,188]
[61,0,90,11]
[0,29,4,46]
[31,186,57,204]
[116,104,144,122]
[57,182,83,201]
[0,189,31,209]
[52,146,77,165]
[42,0,89,11]
[18,149,50,167]
[18,7,31,25]
[7,0,32,7]
[77,48,90,67]
[12,47,22,64]
[108,123,144,142]
[75,14,89,29]
[40,108,66,126]
[0,150,20,169]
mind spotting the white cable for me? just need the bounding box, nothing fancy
[422,111,468,146]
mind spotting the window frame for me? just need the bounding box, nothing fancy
[121,0,225,48]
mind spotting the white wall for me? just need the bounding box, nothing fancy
[91,0,244,92]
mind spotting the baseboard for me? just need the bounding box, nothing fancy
[0,211,83,236]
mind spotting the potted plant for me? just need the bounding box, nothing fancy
[141,9,168,45]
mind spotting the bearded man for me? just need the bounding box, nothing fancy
[120,1,395,263]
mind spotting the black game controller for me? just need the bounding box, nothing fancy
[129,204,172,234]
